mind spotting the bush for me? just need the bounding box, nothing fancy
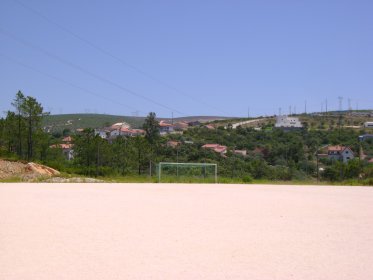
[243,175,253,183]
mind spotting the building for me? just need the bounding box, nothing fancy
[188,121,202,127]
[358,134,373,142]
[233,149,247,157]
[159,121,174,135]
[275,115,303,130]
[202,144,227,155]
[110,127,145,138]
[327,145,354,163]
[203,124,215,130]
[62,136,73,143]
[173,121,189,131]
[166,140,181,148]
[94,129,110,139]
[50,143,74,161]
[110,122,130,130]
[364,122,373,128]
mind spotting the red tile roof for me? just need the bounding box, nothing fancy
[328,145,346,152]
[159,121,173,127]
[202,144,227,154]
[62,136,72,142]
[50,143,73,149]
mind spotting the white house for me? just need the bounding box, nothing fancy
[95,129,110,139]
[159,121,174,135]
[327,145,354,163]
[110,127,145,138]
[275,115,303,130]
[364,122,373,128]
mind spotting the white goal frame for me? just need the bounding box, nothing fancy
[157,162,218,183]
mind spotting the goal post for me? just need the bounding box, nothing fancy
[157,162,218,183]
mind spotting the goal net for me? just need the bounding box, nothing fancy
[157,162,218,183]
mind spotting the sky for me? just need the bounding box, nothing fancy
[0,0,372,118]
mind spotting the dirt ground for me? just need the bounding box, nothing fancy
[1,183,372,280]
[0,160,59,180]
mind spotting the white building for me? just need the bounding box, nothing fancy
[364,122,373,128]
[275,115,303,130]
[159,121,174,135]
[94,129,110,139]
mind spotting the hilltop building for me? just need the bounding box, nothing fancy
[275,115,303,130]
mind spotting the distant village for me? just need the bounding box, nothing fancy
[50,115,373,166]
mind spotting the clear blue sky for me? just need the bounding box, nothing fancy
[1,0,372,118]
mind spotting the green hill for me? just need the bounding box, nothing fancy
[43,114,146,133]
[42,114,233,133]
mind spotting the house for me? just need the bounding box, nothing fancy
[159,121,174,135]
[95,129,110,139]
[110,122,130,130]
[364,122,373,128]
[203,124,215,130]
[327,145,354,163]
[123,128,145,137]
[358,134,373,142]
[62,136,73,143]
[50,143,74,161]
[110,127,145,138]
[188,121,202,127]
[233,149,247,157]
[202,144,227,155]
[173,121,189,131]
[166,140,181,148]
[275,115,303,130]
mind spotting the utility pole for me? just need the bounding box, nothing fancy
[338,96,343,139]
[304,100,307,114]
[247,107,250,118]
[171,112,174,125]
[325,99,328,114]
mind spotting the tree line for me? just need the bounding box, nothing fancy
[0,91,47,161]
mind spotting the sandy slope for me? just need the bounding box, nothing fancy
[1,183,373,280]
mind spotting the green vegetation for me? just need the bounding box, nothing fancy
[1,92,372,185]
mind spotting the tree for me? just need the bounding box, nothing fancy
[21,96,45,160]
[143,112,160,145]
[11,91,26,158]
[133,136,150,175]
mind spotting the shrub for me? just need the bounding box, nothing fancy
[243,175,253,183]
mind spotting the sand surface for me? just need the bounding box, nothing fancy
[1,183,373,280]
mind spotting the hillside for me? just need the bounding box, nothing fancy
[43,114,146,133]
[207,110,373,130]
[43,114,233,133]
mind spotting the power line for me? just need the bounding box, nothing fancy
[0,53,138,112]
[0,27,187,116]
[12,0,230,116]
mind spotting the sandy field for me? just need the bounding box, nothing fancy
[1,183,373,280]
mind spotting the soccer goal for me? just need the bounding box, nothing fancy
[157,162,218,183]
